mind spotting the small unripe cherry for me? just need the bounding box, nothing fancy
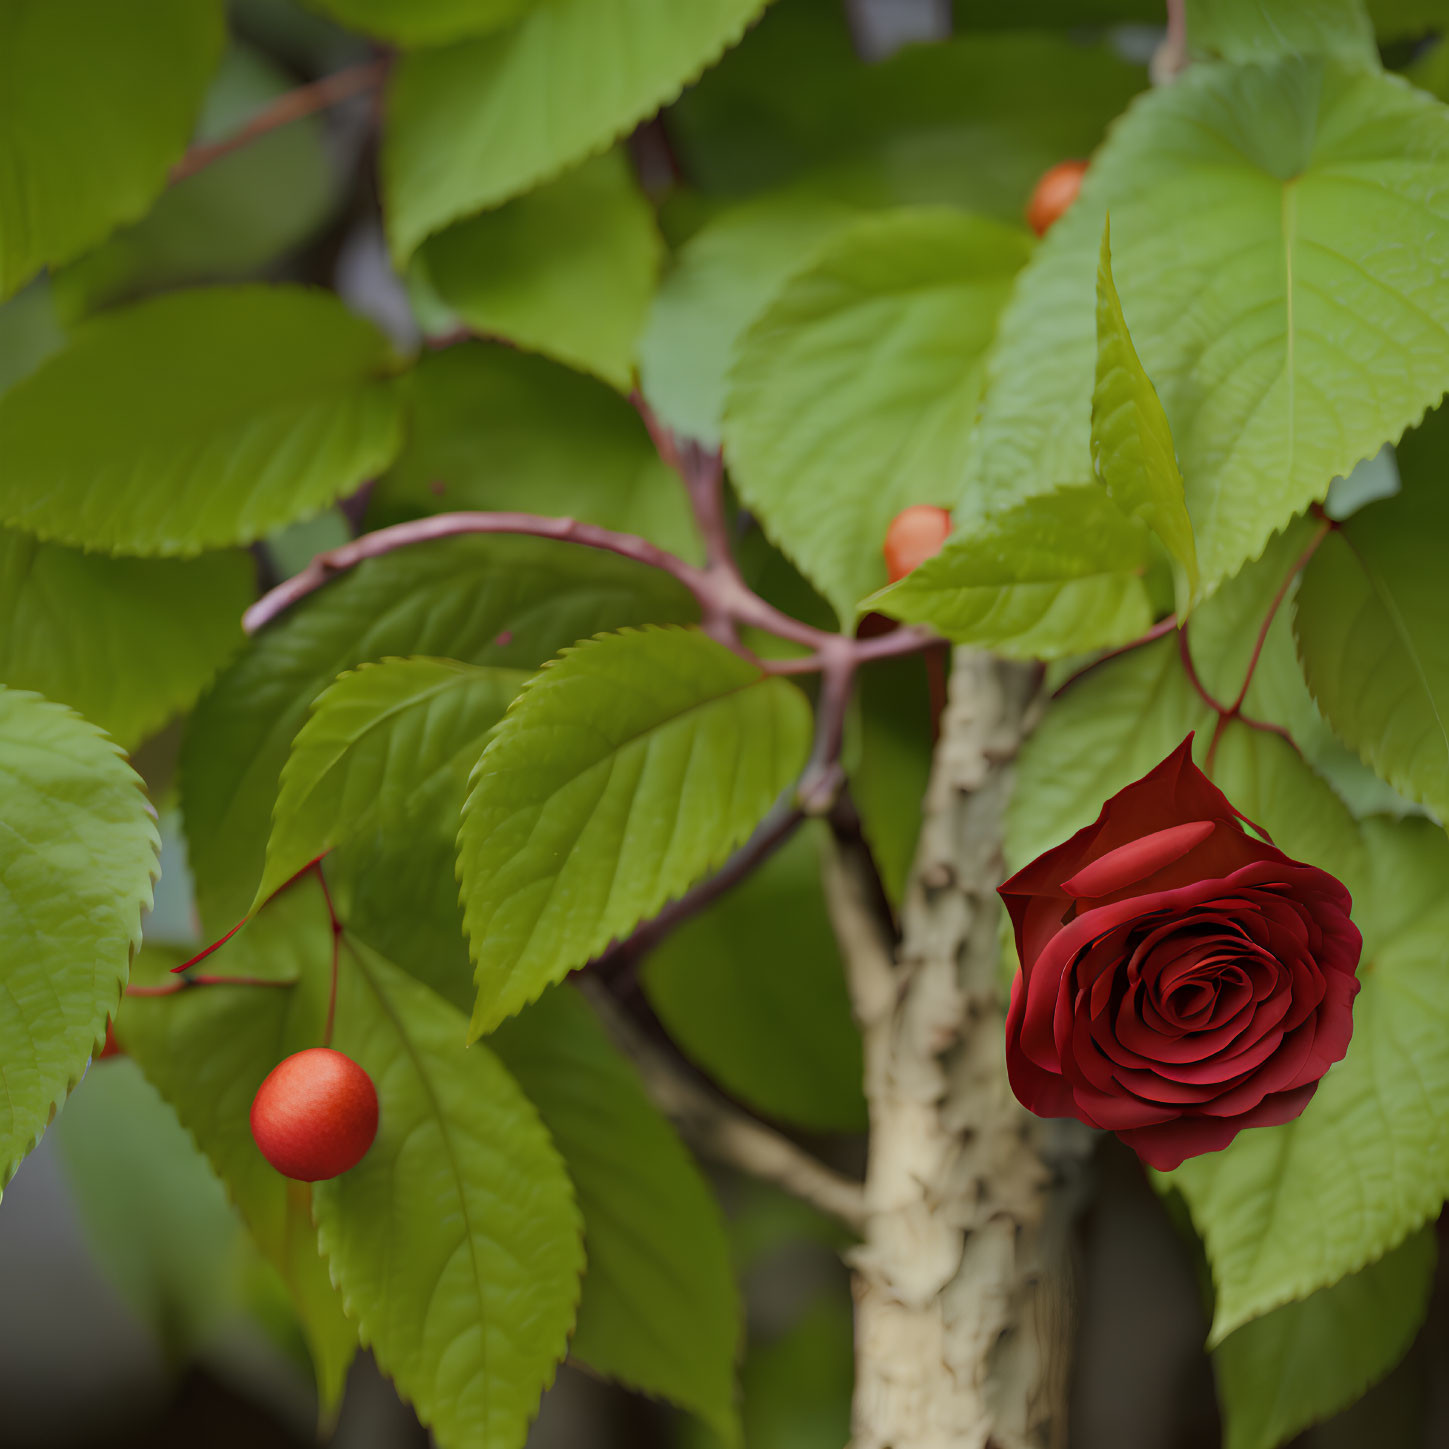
[884,505,952,583]
[1026,159,1089,237]
[250,1048,379,1182]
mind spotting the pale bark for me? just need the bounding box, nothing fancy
[829,651,1093,1449]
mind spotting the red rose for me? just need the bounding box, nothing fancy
[1001,737,1362,1171]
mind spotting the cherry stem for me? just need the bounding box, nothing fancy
[170,58,387,184]
[127,974,292,996]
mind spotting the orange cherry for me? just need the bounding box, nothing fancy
[250,1048,379,1182]
[884,505,952,583]
[1026,159,1089,238]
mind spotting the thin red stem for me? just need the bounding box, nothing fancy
[170,916,247,974]
[1177,624,1230,715]
[1052,615,1180,698]
[1223,519,1331,716]
[127,974,292,996]
[170,58,387,183]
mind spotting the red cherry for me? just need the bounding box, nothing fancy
[97,1021,123,1060]
[250,1048,379,1182]
[1026,159,1089,238]
[884,505,952,583]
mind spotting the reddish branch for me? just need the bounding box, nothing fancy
[170,58,387,183]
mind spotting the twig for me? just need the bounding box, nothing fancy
[170,58,387,183]
[583,981,867,1234]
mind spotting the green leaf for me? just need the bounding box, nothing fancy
[121,882,357,1411]
[643,825,867,1134]
[0,281,66,394]
[639,191,861,448]
[459,626,813,1036]
[383,0,773,261]
[0,531,252,750]
[1092,220,1199,608]
[368,344,698,559]
[866,484,1154,659]
[0,687,158,1195]
[1214,1226,1434,1449]
[1006,636,1214,874]
[0,0,224,300]
[0,285,404,556]
[308,0,533,45]
[723,208,1031,622]
[492,986,741,1443]
[1186,0,1378,67]
[960,57,1449,592]
[53,45,340,318]
[259,657,525,909]
[55,1057,248,1360]
[1171,813,1449,1343]
[183,535,697,929]
[315,941,583,1449]
[1295,470,1449,822]
[671,13,1144,217]
[851,653,935,906]
[418,149,663,392]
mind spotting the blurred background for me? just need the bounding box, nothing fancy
[6,0,1449,1444]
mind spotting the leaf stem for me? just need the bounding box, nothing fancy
[127,973,292,996]
[169,57,388,184]
[314,861,344,1049]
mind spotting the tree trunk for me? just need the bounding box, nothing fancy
[830,651,1093,1449]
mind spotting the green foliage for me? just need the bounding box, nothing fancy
[0,0,224,299]
[182,536,697,928]
[315,941,584,1449]
[492,986,742,1443]
[0,286,404,555]
[382,0,773,261]
[1214,1226,1435,1449]
[53,44,339,317]
[961,56,1449,592]
[120,883,356,1411]
[1295,466,1449,822]
[866,484,1153,658]
[1172,814,1449,1342]
[308,0,533,45]
[418,148,663,391]
[367,343,698,558]
[459,626,812,1035]
[723,208,1031,622]
[258,656,525,908]
[0,532,252,749]
[0,687,158,1196]
[1091,221,1199,609]
[643,826,867,1133]
[1185,0,1378,66]
[55,1058,250,1360]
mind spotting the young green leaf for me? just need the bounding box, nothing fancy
[643,825,866,1133]
[0,687,158,1197]
[0,286,404,556]
[0,0,224,300]
[1214,1226,1434,1449]
[314,942,583,1449]
[1186,0,1378,67]
[1171,814,1449,1343]
[122,882,356,1413]
[1092,219,1199,610]
[310,0,533,45]
[368,344,698,559]
[182,535,698,929]
[492,987,742,1444]
[258,657,527,910]
[959,57,1449,592]
[459,626,812,1036]
[418,149,663,392]
[1295,472,1449,822]
[723,208,1032,623]
[865,484,1154,659]
[0,530,252,750]
[383,0,773,262]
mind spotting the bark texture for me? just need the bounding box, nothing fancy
[833,651,1092,1449]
